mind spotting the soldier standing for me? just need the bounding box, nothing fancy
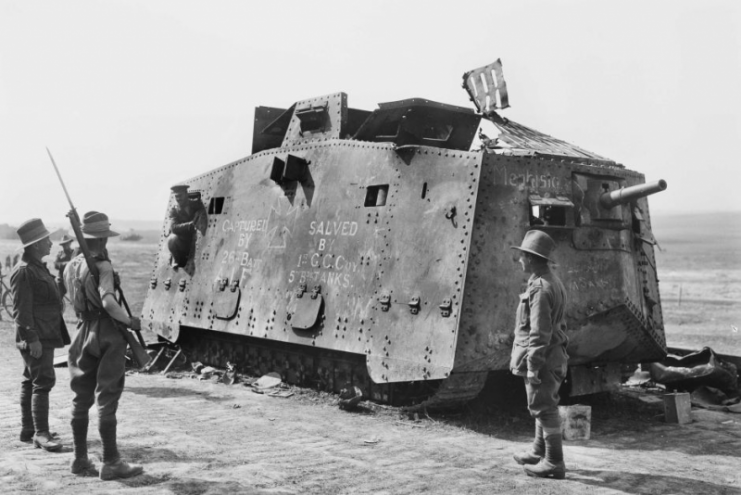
[64,211,143,480]
[53,234,75,297]
[11,218,69,451]
[167,184,206,268]
[509,230,569,479]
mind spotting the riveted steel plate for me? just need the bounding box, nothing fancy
[143,140,481,383]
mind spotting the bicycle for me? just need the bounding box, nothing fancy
[0,269,72,321]
[0,267,12,320]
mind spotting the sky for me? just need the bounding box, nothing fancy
[1,0,740,227]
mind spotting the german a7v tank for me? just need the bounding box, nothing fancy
[142,59,667,408]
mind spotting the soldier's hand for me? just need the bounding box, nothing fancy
[28,341,43,359]
[527,370,541,385]
[128,316,141,331]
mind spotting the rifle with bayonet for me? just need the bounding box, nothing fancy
[46,147,151,369]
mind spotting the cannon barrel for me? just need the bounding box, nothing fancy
[600,180,667,209]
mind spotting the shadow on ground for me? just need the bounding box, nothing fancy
[570,468,741,495]
[421,371,741,459]
[126,385,235,404]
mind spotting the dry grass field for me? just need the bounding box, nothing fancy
[1,211,739,355]
[652,212,741,355]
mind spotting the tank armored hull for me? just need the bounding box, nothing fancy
[142,62,666,407]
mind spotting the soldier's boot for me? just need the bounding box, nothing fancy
[513,421,545,465]
[100,460,144,481]
[23,429,58,443]
[70,457,97,476]
[70,417,96,475]
[99,418,143,481]
[19,382,34,442]
[523,433,566,480]
[33,431,63,452]
[31,393,62,452]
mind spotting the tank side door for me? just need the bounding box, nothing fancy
[368,147,481,383]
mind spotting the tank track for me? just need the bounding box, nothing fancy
[173,326,486,409]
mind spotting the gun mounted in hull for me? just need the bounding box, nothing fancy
[600,180,667,209]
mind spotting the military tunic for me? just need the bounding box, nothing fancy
[11,253,69,433]
[510,266,569,433]
[54,248,73,297]
[167,199,206,266]
[64,253,127,421]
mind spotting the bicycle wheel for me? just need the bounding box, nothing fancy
[2,289,12,318]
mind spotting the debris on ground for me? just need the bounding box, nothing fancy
[251,372,282,393]
[191,361,204,374]
[338,385,363,410]
[363,436,380,445]
[241,377,258,387]
[691,386,741,413]
[199,366,217,380]
[218,361,238,385]
[267,390,294,399]
[649,347,738,394]
[624,369,652,387]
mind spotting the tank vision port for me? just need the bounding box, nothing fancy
[365,185,389,207]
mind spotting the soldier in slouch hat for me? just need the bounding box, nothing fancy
[11,218,70,452]
[64,211,144,480]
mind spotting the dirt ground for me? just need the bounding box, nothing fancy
[0,214,739,494]
[1,321,740,495]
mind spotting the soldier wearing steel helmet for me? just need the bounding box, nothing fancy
[509,230,569,480]
[11,218,70,452]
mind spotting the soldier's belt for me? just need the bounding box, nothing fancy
[76,310,111,322]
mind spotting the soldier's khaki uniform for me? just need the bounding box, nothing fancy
[510,267,568,431]
[12,253,70,440]
[65,252,127,464]
[167,194,206,267]
[53,245,73,297]
[509,229,569,479]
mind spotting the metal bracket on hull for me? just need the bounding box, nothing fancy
[367,354,452,383]
[214,287,240,320]
[288,286,323,330]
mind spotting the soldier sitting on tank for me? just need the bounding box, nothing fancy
[167,184,207,268]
